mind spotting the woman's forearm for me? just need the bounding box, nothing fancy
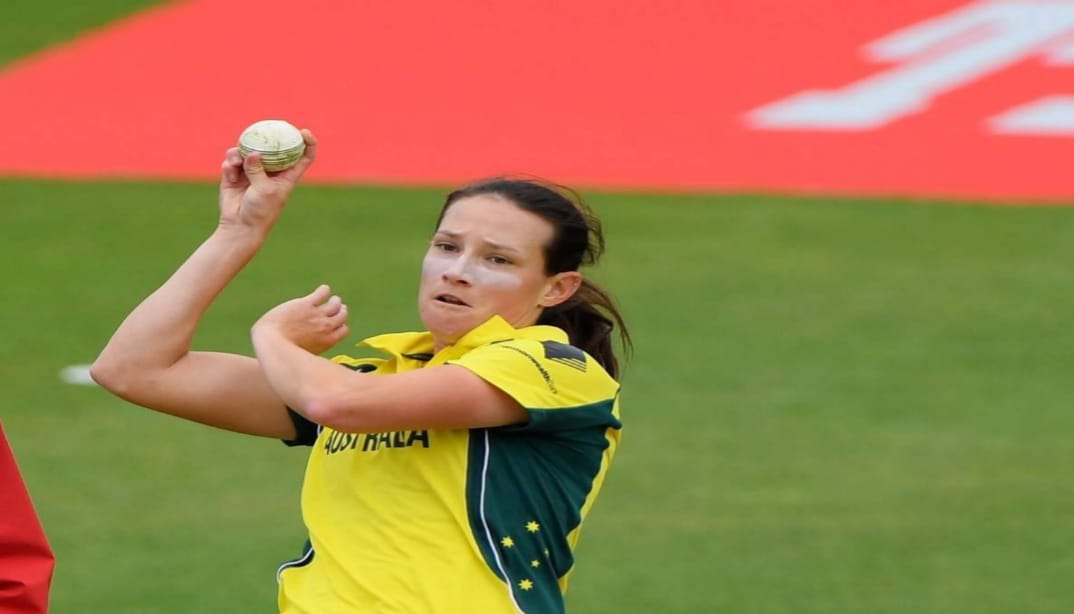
[93,226,266,377]
[251,328,352,423]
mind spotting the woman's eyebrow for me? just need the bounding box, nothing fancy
[435,231,521,254]
[485,241,521,254]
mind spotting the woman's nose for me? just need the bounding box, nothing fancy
[442,257,473,284]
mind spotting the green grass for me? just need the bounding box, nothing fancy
[0,0,164,67]
[3,178,1074,613]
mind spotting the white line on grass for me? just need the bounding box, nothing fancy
[59,364,97,386]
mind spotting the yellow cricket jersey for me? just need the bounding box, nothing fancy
[277,316,623,614]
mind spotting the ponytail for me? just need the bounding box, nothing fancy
[537,279,632,380]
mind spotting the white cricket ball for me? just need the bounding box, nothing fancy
[237,119,306,172]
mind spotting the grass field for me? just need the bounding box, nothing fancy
[4,3,1074,613]
[4,179,1073,613]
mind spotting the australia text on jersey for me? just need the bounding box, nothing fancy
[324,430,431,455]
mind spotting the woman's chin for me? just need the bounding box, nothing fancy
[421,310,475,342]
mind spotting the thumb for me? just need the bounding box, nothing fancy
[243,151,268,184]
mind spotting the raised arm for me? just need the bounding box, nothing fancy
[90,131,319,439]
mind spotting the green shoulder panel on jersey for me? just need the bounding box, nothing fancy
[453,339,622,609]
[447,338,620,414]
[465,402,617,614]
[454,334,623,612]
[504,397,621,434]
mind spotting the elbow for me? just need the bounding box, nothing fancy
[89,358,124,393]
[300,390,362,432]
[89,355,146,400]
[301,397,340,428]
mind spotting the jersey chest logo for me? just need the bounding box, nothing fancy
[541,341,587,372]
[323,429,431,455]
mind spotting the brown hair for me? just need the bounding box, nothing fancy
[438,177,632,379]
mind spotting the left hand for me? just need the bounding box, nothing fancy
[253,285,350,355]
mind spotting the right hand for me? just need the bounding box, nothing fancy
[253,284,350,355]
[218,129,318,233]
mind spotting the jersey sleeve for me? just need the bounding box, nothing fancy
[447,339,621,433]
[282,408,320,447]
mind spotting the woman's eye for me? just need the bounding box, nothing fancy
[435,242,457,252]
[489,255,511,265]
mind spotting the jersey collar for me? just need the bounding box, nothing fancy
[356,316,568,362]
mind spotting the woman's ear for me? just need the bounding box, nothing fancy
[539,272,583,308]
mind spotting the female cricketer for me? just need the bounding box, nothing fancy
[91,129,630,613]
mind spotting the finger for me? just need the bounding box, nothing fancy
[221,159,237,186]
[242,151,269,187]
[326,303,348,326]
[278,129,318,180]
[331,323,350,344]
[307,284,332,304]
[321,295,343,316]
[226,147,243,167]
[220,148,245,186]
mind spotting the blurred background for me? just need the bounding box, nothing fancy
[2,1,1073,612]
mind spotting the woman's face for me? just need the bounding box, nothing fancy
[419,194,574,350]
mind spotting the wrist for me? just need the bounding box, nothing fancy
[251,320,288,352]
[213,222,271,246]
[208,224,273,267]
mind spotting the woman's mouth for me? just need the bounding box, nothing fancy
[435,294,469,306]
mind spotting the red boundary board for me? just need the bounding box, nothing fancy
[0,0,1072,203]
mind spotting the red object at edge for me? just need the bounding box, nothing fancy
[0,423,54,614]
